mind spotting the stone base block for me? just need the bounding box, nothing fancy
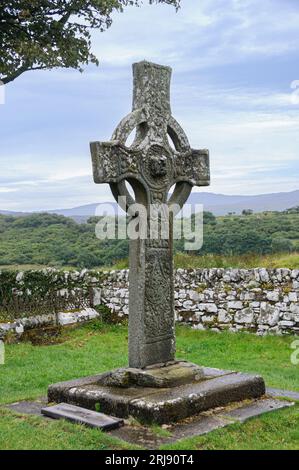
[98,361,205,388]
[48,363,265,424]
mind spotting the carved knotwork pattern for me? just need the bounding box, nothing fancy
[117,147,139,175]
[174,150,210,184]
[144,249,173,340]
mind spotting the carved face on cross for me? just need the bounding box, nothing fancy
[90,61,210,214]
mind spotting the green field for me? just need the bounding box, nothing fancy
[112,252,299,270]
[1,251,299,273]
[0,322,298,450]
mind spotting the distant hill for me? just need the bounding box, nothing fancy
[1,189,299,221]
[0,209,31,217]
[188,190,299,216]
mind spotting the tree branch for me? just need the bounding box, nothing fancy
[1,64,48,84]
[0,0,181,84]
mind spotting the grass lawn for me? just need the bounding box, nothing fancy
[0,322,298,450]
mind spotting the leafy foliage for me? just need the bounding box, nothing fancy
[0,213,129,267]
[186,209,299,256]
[0,209,299,268]
[0,0,180,84]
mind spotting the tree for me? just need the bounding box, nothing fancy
[242,209,253,216]
[271,237,293,253]
[0,0,180,84]
[203,211,216,225]
[285,206,299,214]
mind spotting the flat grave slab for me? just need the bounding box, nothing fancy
[41,402,124,431]
[6,397,48,416]
[110,397,294,448]
[220,397,294,423]
[267,387,299,401]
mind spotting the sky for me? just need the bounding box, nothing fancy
[0,0,299,212]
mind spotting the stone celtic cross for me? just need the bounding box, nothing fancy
[90,61,210,368]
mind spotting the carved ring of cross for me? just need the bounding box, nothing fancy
[109,108,193,216]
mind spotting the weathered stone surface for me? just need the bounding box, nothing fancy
[266,387,299,400]
[110,396,294,448]
[99,361,204,388]
[41,403,124,430]
[288,292,298,302]
[228,301,243,310]
[259,268,270,282]
[90,61,210,368]
[221,398,294,423]
[198,303,218,313]
[57,308,99,326]
[218,309,232,323]
[6,397,48,416]
[92,288,102,306]
[266,291,280,302]
[258,304,280,326]
[235,307,254,324]
[48,366,265,424]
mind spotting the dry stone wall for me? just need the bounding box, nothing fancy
[0,308,100,339]
[1,268,299,338]
[0,268,102,339]
[0,268,102,320]
[101,268,299,336]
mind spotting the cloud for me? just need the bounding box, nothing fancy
[0,174,114,212]
[1,0,299,210]
[175,85,299,111]
[90,0,299,72]
[0,187,19,193]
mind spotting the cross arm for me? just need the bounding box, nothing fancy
[173,149,210,187]
[90,140,140,184]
